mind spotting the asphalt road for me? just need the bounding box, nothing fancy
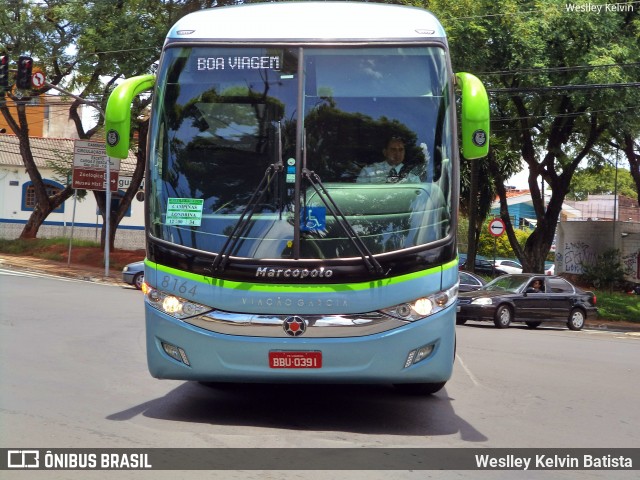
[1,269,639,479]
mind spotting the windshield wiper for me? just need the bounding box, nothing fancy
[212,160,283,272]
[302,168,386,276]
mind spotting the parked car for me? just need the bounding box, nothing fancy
[459,271,487,293]
[460,255,502,276]
[456,274,597,330]
[493,259,523,275]
[122,261,145,290]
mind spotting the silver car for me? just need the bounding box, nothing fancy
[122,261,145,290]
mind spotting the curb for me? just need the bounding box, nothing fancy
[0,257,126,287]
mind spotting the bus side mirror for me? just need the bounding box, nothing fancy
[456,72,490,160]
[104,74,156,159]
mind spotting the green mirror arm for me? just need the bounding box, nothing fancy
[104,74,156,159]
[455,72,490,160]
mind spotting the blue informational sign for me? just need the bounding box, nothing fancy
[300,206,326,232]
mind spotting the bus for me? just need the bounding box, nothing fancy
[104,2,489,395]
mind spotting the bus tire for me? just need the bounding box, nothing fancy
[394,382,446,395]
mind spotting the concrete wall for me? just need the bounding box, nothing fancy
[557,220,640,283]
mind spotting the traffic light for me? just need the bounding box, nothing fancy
[0,55,8,93]
[16,55,33,90]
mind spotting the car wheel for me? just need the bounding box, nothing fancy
[133,272,144,290]
[493,305,512,328]
[456,318,467,325]
[394,382,446,395]
[526,321,542,329]
[567,309,585,331]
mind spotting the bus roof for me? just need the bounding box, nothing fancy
[166,2,446,44]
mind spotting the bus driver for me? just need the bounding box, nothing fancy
[357,137,423,184]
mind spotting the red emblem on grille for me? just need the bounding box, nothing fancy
[283,316,306,337]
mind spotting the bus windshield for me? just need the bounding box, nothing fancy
[148,46,453,260]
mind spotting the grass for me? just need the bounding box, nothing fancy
[0,237,99,254]
[593,291,640,322]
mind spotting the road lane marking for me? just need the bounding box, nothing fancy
[0,268,90,284]
[455,354,481,387]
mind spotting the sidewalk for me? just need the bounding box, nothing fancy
[1,253,639,332]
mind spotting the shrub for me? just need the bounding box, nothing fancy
[581,248,625,292]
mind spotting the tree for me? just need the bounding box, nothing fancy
[1,1,215,248]
[425,0,640,272]
[1,0,79,238]
[568,164,638,201]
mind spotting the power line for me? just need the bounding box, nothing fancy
[488,82,640,94]
[477,62,640,77]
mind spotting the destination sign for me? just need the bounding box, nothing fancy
[166,198,204,227]
[196,55,281,71]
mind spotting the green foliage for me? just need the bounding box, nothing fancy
[581,248,626,292]
[594,290,640,322]
[568,164,638,200]
[425,0,640,270]
[46,150,88,201]
[477,220,530,258]
[457,215,469,252]
[0,238,99,255]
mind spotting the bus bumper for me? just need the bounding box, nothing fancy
[145,304,456,384]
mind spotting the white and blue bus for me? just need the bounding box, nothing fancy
[105,2,489,394]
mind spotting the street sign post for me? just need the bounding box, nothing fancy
[31,71,45,89]
[71,140,121,277]
[488,218,506,276]
[488,217,506,237]
[72,140,119,191]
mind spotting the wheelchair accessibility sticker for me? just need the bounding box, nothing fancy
[300,206,326,232]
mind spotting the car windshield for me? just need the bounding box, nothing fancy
[480,275,530,293]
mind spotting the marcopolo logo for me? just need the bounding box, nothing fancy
[472,129,487,147]
[283,316,307,337]
[106,129,120,147]
[255,267,333,279]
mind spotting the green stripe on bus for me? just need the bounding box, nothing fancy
[145,258,457,293]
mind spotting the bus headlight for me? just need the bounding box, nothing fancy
[381,284,458,321]
[145,285,212,319]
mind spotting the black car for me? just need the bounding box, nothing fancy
[456,274,597,330]
[459,271,486,292]
[460,256,506,276]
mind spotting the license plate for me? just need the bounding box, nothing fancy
[269,351,322,369]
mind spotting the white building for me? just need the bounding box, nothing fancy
[0,135,145,249]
